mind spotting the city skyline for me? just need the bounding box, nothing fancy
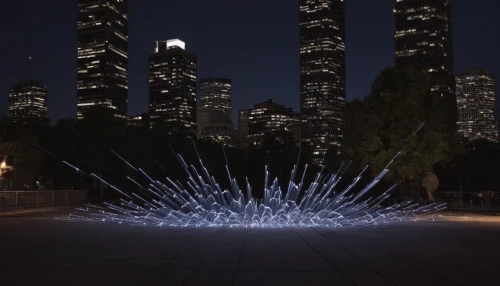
[1,0,498,123]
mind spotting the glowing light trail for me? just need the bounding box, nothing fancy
[64,144,445,228]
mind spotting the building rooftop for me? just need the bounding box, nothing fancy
[155,39,186,52]
[11,78,46,90]
[457,68,493,77]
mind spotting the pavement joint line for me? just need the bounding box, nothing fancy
[293,228,358,286]
[181,258,205,286]
[172,226,224,285]
[159,227,221,269]
[231,230,247,286]
[385,250,426,272]
[430,272,463,286]
[310,227,397,286]
[320,230,414,267]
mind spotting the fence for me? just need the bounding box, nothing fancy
[0,190,87,211]
[389,191,500,211]
[432,191,500,211]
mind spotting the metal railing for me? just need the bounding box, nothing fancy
[431,191,500,211]
[0,190,87,211]
[388,191,500,212]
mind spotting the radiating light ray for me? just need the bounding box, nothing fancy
[64,148,445,228]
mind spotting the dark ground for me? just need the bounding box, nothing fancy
[0,211,499,286]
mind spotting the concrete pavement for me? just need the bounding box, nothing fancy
[0,212,499,286]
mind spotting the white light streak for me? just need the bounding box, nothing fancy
[65,149,445,228]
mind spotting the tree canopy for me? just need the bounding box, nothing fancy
[334,65,463,181]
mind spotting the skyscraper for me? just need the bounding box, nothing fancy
[237,109,251,148]
[9,80,48,123]
[393,0,456,129]
[9,57,48,123]
[248,99,300,147]
[149,39,197,133]
[200,78,232,111]
[299,0,346,165]
[77,0,128,119]
[456,68,498,142]
[197,78,233,143]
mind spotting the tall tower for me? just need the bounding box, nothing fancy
[237,109,252,148]
[197,78,233,143]
[394,0,456,129]
[299,0,346,165]
[200,78,232,112]
[456,68,498,142]
[149,39,197,133]
[9,57,48,123]
[77,0,128,119]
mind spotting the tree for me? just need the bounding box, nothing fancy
[75,107,127,200]
[337,65,462,185]
[463,139,500,191]
[0,117,47,189]
[38,118,80,190]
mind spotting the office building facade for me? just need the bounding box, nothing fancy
[197,78,233,143]
[394,0,456,128]
[456,68,498,142]
[149,39,197,133]
[9,78,48,123]
[237,109,252,148]
[77,0,128,119]
[248,99,300,147]
[200,78,232,111]
[299,0,346,165]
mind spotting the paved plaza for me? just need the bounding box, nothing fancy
[1,211,499,286]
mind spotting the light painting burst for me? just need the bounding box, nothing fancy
[63,141,446,228]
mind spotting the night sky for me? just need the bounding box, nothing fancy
[1,0,498,123]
